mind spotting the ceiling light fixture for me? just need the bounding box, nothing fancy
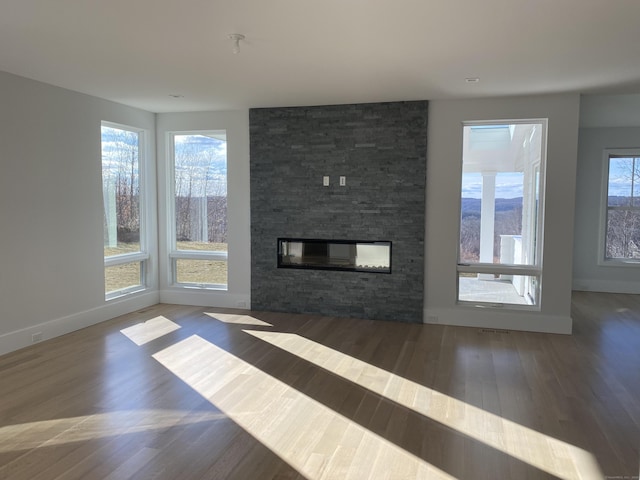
[465,77,480,83]
[228,33,245,54]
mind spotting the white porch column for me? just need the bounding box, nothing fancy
[479,172,496,277]
[103,176,117,248]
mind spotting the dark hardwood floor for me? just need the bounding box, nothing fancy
[0,292,638,479]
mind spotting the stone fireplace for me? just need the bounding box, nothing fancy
[250,101,427,323]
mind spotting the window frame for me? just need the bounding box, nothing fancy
[101,121,150,300]
[167,130,228,290]
[598,148,640,267]
[456,118,548,309]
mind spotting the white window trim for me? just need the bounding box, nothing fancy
[598,148,640,267]
[456,118,548,310]
[102,121,150,299]
[167,130,229,290]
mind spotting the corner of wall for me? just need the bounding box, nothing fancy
[0,291,159,357]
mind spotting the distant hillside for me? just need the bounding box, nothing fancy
[462,196,633,218]
[461,197,523,218]
[608,196,635,207]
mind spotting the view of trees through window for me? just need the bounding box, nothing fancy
[172,132,228,286]
[101,123,144,295]
[605,154,640,261]
[174,133,227,246]
[102,126,141,254]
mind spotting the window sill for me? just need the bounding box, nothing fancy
[598,259,640,268]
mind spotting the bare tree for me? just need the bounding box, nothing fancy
[459,215,480,262]
[174,141,203,241]
[459,205,523,263]
[607,209,639,259]
[207,182,228,244]
[174,137,227,244]
[104,127,139,243]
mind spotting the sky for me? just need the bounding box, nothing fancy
[101,128,228,196]
[461,172,524,199]
[462,158,638,199]
[173,134,227,196]
[608,157,638,197]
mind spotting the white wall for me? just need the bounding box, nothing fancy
[156,112,251,308]
[0,71,159,356]
[572,94,640,293]
[579,94,640,128]
[425,93,581,334]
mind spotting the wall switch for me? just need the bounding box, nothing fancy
[339,176,346,186]
[323,176,330,186]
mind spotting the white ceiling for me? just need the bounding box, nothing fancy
[2,0,640,113]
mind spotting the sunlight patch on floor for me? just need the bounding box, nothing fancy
[120,316,181,345]
[153,335,456,480]
[205,312,273,327]
[245,330,603,480]
[0,409,224,453]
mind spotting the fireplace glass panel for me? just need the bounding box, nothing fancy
[278,239,391,273]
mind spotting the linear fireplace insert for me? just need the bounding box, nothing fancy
[277,238,391,273]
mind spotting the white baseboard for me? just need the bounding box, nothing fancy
[159,289,251,309]
[572,279,640,294]
[0,291,160,357]
[424,307,572,334]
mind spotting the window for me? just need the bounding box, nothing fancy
[169,131,228,288]
[457,120,547,307]
[601,150,640,264]
[101,122,148,298]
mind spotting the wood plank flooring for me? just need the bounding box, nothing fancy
[0,292,638,479]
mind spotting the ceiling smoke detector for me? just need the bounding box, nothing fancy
[228,34,245,54]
